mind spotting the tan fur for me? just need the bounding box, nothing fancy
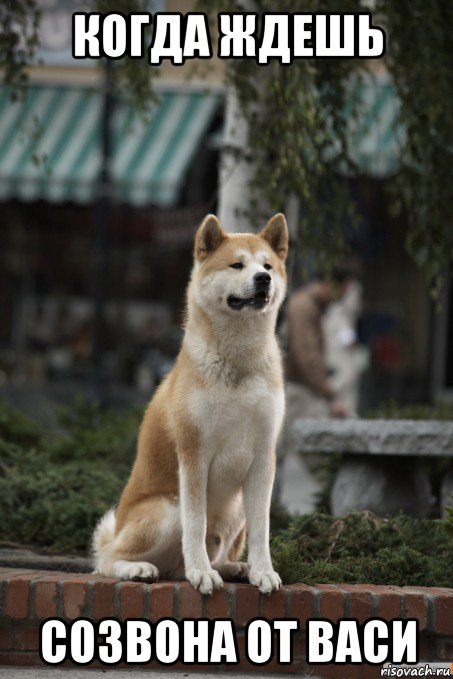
[93,213,289,594]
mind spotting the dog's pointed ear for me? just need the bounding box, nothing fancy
[195,214,226,261]
[259,213,289,260]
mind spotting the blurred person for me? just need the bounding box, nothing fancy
[285,269,353,423]
[274,269,353,509]
[323,279,369,416]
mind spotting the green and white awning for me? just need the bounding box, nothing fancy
[0,85,220,206]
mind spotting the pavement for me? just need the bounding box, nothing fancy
[0,670,310,678]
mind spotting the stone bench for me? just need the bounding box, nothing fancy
[291,419,453,517]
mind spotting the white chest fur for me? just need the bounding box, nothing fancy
[187,375,285,506]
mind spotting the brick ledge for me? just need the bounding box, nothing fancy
[0,568,452,676]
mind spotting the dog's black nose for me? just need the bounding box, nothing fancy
[254,272,271,288]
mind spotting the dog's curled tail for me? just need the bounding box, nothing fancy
[92,508,116,574]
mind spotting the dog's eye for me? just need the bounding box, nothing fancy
[230,262,244,270]
[264,263,272,271]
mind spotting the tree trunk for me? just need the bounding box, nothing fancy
[217,85,255,233]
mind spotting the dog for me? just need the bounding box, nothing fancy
[93,212,288,595]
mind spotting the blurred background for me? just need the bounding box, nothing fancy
[0,0,451,421]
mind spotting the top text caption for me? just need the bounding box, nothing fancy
[72,12,386,64]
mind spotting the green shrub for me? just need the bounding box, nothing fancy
[0,399,140,552]
[49,396,140,464]
[0,443,125,552]
[367,400,453,421]
[270,511,453,587]
[0,401,452,588]
[0,402,43,448]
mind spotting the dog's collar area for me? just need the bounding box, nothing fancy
[227,290,270,310]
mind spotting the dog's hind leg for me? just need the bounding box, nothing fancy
[210,521,249,581]
[93,496,182,581]
[216,525,249,580]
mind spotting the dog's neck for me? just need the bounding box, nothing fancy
[183,300,280,386]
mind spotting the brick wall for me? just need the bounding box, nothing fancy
[0,568,452,677]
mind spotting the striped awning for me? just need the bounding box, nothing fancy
[0,86,220,206]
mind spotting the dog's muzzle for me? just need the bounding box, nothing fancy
[227,273,272,310]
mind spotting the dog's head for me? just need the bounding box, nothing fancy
[191,213,288,317]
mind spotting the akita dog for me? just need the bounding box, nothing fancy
[93,213,288,595]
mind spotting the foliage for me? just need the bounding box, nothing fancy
[310,454,342,514]
[0,399,140,552]
[200,0,363,277]
[0,441,125,552]
[377,0,453,299]
[199,0,453,292]
[1,401,452,587]
[270,511,453,587]
[0,0,156,112]
[0,0,40,92]
[269,499,293,533]
[367,400,453,421]
[2,2,452,288]
[95,0,157,112]
[49,396,139,464]
[0,401,43,448]
[444,507,453,540]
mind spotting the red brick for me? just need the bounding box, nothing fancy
[355,583,404,614]
[435,593,453,635]
[307,663,364,678]
[149,582,174,621]
[34,580,57,619]
[288,584,316,626]
[247,657,303,673]
[118,581,145,619]
[361,665,384,679]
[318,585,345,622]
[0,627,14,650]
[0,569,35,577]
[91,578,119,619]
[32,572,71,583]
[340,585,374,622]
[261,587,286,619]
[236,629,246,655]
[179,582,202,618]
[5,577,32,618]
[234,584,259,626]
[15,627,40,651]
[156,660,224,673]
[350,593,373,621]
[403,592,428,630]
[62,581,88,619]
[291,632,306,660]
[436,637,453,660]
[418,638,432,659]
[377,591,402,620]
[404,586,453,596]
[235,639,297,674]
[0,652,42,666]
[205,587,231,619]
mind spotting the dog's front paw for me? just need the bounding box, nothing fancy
[248,567,282,594]
[186,568,223,595]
